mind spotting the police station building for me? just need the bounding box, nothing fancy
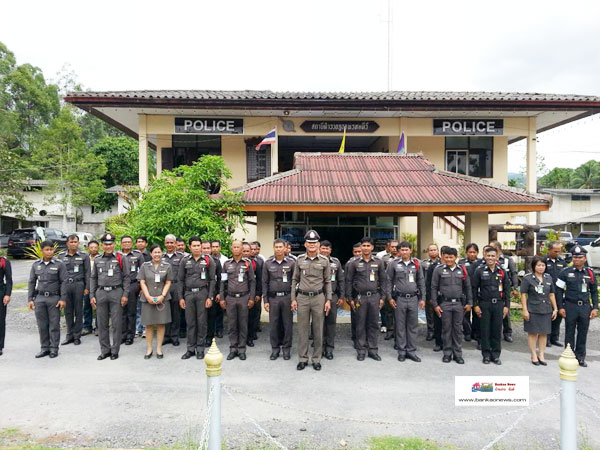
[65,91,600,260]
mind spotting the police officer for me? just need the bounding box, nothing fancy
[491,241,518,342]
[56,234,90,347]
[387,241,425,362]
[28,240,67,358]
[381,240,398,341]
[178,237,216,360]
[205,240,222,346]
[263,238,295,360]
[346,243,362,347]
[345,237,389,362]
[211,240,228,338]
[318,240,345,360]
[292,230,332,370]
[543,241,566,347]
[119,235,143,345]
[162,234,184,346]
[425,245,444,351]
[0,253,12,356]
[431,247,472,364]
[555,246,598,367]
[242,241,262,346]
[135,236,152,262]
[472,246,510,364]
[459,243,483,344]
[220,240,256,361]
[422,244,440,342]
[83,240,100,336]
[90,233,131,360]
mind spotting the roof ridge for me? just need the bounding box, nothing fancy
[232,168,302,193]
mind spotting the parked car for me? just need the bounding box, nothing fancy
[75,232,95,249]
[584,237,600,271]
[536,228,574,254]
[566,231,600,253]
[0,234,8,249]
[7,227,68,258]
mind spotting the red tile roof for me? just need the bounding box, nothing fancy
[234,153,549,212]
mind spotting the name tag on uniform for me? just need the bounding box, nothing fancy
[221,273,228,281]
[582,283,587,293]
[535,285,543,294]
[131,265,136,272]
[201,271,206,280]
[155,273,160,283]
[369,270,375,282]
[74,265,79,273]
[408,272,415,283]
[238,269,244,282]
[283,272,288,283]
[499,284,503,292]
[331,273,336,282]
[108,268,114,277]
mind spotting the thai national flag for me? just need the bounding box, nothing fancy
[255,127,277,151]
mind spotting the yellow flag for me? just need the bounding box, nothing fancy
[338,126,346,153]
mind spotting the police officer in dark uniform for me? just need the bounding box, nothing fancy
[263,238,295,360]
[28,240,67,358]
[220,240,256,360]
[242,241,262,347]
[162,234,184,346]
[0,253,12,356]
[425,245,444,351]
[491,241,518,342]
[119,235,143,345]
[90,233,131,360]
[387,241,425,362]
[459,243,483,344]
[431,247,472,364]
[346,243,362,347]
[319,240,345,360]
[472,246,510,364]
[345,237,389,361]
[205,240,222,346]
[555,246,598,367]
[543,241,566,346]
[178,236,216,360]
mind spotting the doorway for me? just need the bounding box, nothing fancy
[311,226,365,264]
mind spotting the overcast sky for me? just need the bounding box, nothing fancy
[3,0,599,174]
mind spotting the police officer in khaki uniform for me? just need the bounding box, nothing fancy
[90,233,131,360]
[345,237,389,362]
[220,240,255,360]
[57,234,90,346]
[178,237,216,360]
[292,230,332,371]
[387,241,425,362]
[28,240,67,358]
[263,238,295,360]
[119,235,143,345]
[431,247,472,364]
[318,240,345,360]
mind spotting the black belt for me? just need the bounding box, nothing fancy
[67,278,84,283]
[38,291,59,297]
[395,293,418,299]
[357,290,379,297]
[189,286,208,293]
[566,299,589,306]
[269,291,291,297]
[297,289,323,297]
[230,291,249,298]
[481,298,501,304]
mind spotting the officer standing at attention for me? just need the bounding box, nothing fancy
[263,238,295,360]
[28,240,67,358]
[162,234,184,346]
[346,243,362,347]
[543,241,566,347]
[90,233,131,360]
[431,247,472,364]
[135,236,152,262]
[387,241,425,362]
[345,237,389,362]
[176,237,190,256]
[458,243,483,345]
[119,235,143,346]
[471,246,510,365]
[178,237,216,360]
[555,246,598,367]
[381,240,398,341]
[220,240,255,361]
[57,234,90,347]
[425,245,444,352]
[422,244,440,343]
[318,240,345,360]
[204,240,222,346]
[490,241,518,343]
[242,241,262,346]
[292,230,332,370]
[82,240,100,337]
[211,240,228,339]
[0,253,12,356]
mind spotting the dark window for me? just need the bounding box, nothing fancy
[572,195,590,201]
[246,142,271,183]
[168,135,221,169]
[445,137,493,178]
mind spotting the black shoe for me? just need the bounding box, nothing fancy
[179,331,187,339]
[397,354,406,362]
[406,353,421,362]
[393,344,399,350]
[454,356,465,364]
[579,360,587,367]
[546,341,552,348]
[283,351,291,360]
[247,340,254,347]
[297,362,307,370]
[125,338,133,345]
[492,358,502,365]
[0,350,3,356]
[144,352,153,359]
[503,336,513,343]
[464,335,472,342]
[442,355,452,363]
[216,330,224,338]
[368,352,382,361]
[433,345,442,352]
[205,339,213,347]
[270,351,280,360]
[483,357,490,364]
[81,329,93,336]
[156,353,164,359]
[162,338,173,345]
[313,362,322,371]
[324,351,334,360]
[550,340,562,347]
[172,339,180,347]
[426,332,434,341]
[197,352,205,359]
[252,333,258,340]
[357,354,366,361]
[181,351,195,360]
[110,354,119,360]
[227,351,238,360]
[97,353,111,360]
[73,338,81,346]
[384,333,394,340]
[49,351,58,358]
[531,360,540,366]
[238,353,247,360]
[61,337,74,346]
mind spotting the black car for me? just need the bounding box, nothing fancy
[7,227,68,258]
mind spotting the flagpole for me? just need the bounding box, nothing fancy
[271,123,278,174]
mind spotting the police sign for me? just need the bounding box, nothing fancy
[433,119,503,136]
[175,117,244,134]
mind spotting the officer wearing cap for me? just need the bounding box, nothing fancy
[318,240,345,360]
[90,232,131,360]
[292,230,332,371]
[345,237,389,362]
[555,246,598,367]
[543,241,567,347]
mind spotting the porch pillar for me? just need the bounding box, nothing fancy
[526,117,537,224]
[464,212,489,249]
[256,211,275,249]
[417,212,434,260]
[138,114,149,190]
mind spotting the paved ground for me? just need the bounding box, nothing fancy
[6,258,32,285]
[1,289,600,449]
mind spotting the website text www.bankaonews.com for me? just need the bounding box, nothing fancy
[457,398,528,403]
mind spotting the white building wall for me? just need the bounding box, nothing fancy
[538,194,600,226]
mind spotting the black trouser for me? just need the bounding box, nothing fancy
[550,313,562,343]
[185,289,209,352]
[268,294,293,351]
[82,293,94,331]
[431,301,443,347]
[479,301,503,360]
[64,281,84,340]
[355,293,380,355]
[462,309,472,339]
[122,281,139,340]
[350,307,356,341]
[564,301,591,362]
[207,301,219,342]
[381,300,394,330]
[425,300,435,335]
[0,287,6,350]
[166,283,181,340]
[502,309,512,338]
[248,298,261,340]
[471,310,481,341]
[323,295,338,352]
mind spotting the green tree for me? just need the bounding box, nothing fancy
[538,167,575,189]
[571,160,600,189]
[93,137,139,187]
[106,156,245,246]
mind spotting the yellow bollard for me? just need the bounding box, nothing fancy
[205,338,224,377]
[203,338,223,450]
[558,344,578,450]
